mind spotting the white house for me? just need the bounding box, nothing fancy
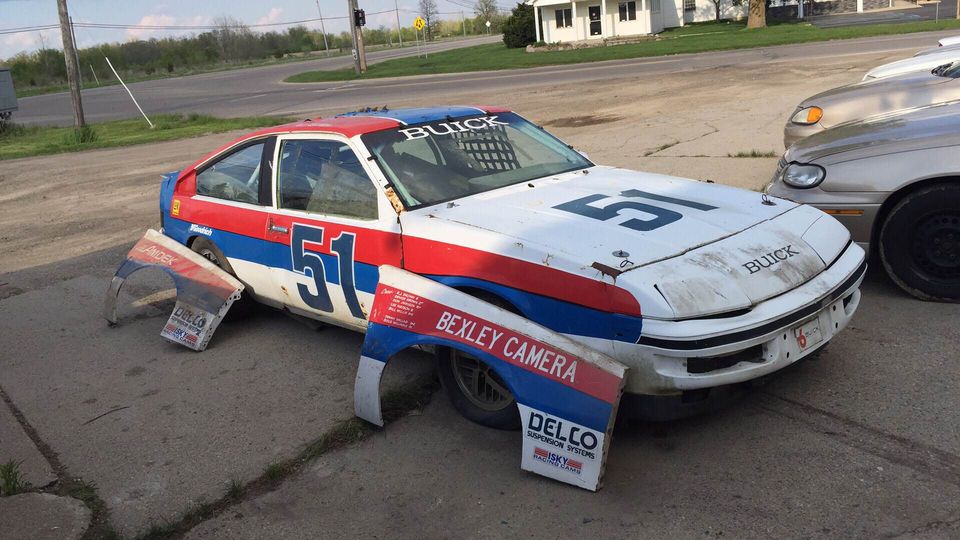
[529,0,747,42]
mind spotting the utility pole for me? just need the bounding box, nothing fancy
[461,11,467,37]
[348,0,367,73]
[314,0,330,56]
[395,0,404,47]
[57,0,85,128]
[70,16,82,86]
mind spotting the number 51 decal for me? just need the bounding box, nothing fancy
[554,189,717,231]
[290,223,364,319]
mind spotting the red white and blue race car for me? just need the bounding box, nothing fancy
[159,106,866,427]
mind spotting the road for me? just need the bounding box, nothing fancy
[811,0,958,28]
[14,35,502,126]
[16,29,960,126]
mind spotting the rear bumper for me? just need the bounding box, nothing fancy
[584,242,866,397]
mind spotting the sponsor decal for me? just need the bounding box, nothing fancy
[369,286,623,404]
[134,244,178,266]
[188,224,213,236]
[525,410,599,459]
[532,446,583,475]
[172,199,181,216]
[399,116,509,141]
[741,245,800,274]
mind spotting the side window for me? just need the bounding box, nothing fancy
[197,142,265,204]
[277,139,379,220]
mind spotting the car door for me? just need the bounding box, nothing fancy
[265,133,402,330]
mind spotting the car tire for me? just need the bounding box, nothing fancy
[190,237,254,316]
[435,291,520,430]
[879,183,960,301]
[436,346,521,430]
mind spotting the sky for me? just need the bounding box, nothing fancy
[0,0,512,60]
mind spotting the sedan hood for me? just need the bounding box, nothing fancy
[787,100,960,164]
[404,167,845,319]
[797,71,956,129]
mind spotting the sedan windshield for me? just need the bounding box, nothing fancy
[361,112,592,209]
[933,61,960,77]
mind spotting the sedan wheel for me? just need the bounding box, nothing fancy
[880,183,960,301]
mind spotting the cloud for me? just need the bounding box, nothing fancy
[1,28,59,59]
[126,14,176,41]
[256,7,283,27]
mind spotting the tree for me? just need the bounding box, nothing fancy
[475,0,499,22]
[418,0,439,41]
[747,0,766,28]
[706,0,744,21]
[502,3,535,48]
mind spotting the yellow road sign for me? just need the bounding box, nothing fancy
[413,16,426,31]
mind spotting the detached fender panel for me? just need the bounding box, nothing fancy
[355,265,627,491]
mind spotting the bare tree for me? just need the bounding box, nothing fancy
[418,0,439,40]
[474,0,499,21]
[747,0,766,27]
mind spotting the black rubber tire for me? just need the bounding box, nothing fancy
[879,183,960,302]
[435,291,520,430]
[190,237,254,317]
[436,346,521,430]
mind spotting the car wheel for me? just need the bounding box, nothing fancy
[436,346,520,430]
[191,237,235,274]
[436,291,521,430]
[879,183,960,301]
[190,237,253,316]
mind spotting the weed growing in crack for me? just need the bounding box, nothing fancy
[0,460,27,496]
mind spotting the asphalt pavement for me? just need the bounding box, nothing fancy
[15,29,960,127]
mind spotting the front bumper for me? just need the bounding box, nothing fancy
[580,241,866,397]
[764,181,884,249]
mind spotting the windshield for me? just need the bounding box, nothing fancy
[933,61,960,77]
[361,112,593,209]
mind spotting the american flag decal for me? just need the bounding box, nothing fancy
[534,447,550,459]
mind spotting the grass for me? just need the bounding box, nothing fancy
[285,19,960,83]
[0,113,293,161]
[728,149,778,157]
[0,460,27,496]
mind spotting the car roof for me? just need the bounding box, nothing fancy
[182,105,511,175]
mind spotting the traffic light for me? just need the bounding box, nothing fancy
[354,9,366,27]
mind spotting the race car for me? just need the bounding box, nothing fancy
[159,106,866,427]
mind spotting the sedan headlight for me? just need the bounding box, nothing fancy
[790,106,823,125]
[781,163,826,189]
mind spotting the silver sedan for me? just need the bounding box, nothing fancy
[783,62,960,148]
[768,101,960,301]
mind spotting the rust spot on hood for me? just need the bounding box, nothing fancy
[384,187,404,215]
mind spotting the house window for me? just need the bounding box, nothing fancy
[684,0,695,11]
[619,1,638,21]
[555,8,573,28]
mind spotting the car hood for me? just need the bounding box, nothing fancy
[797,72,955,129]
[403,167,845,319]
[786,100,960,164]
[865,52,960,80]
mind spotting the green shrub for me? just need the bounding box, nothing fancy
[502,3,536,49]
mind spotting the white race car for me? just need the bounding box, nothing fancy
[159,106,865,426]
